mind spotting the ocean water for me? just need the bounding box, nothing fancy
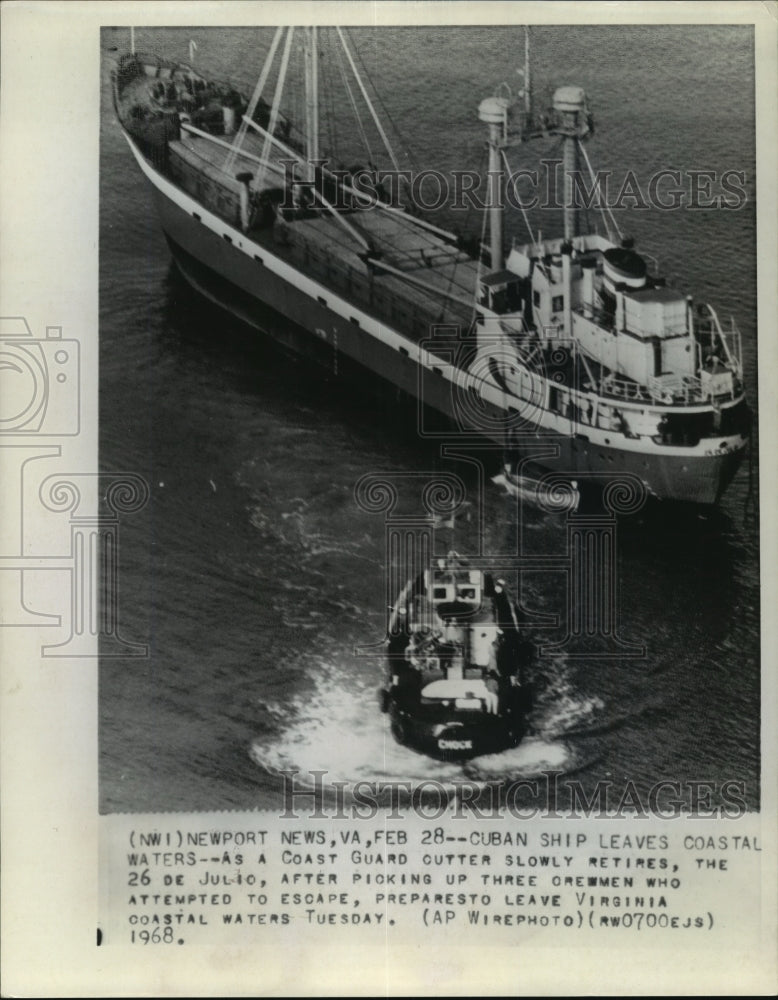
[99,25,759,814]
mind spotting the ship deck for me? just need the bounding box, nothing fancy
[116,60,482,335]
[176,127,481,332]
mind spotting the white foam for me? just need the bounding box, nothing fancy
[249,654,593,790]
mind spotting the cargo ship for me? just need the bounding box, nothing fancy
[112,26,751,504]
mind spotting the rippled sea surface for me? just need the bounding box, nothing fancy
[99,25,759,813]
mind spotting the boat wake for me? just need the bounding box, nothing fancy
[249,653,602,791]
[530,656,606,740]
[243,488,380,632]
[247,492,375,565]
[250,657,465,785]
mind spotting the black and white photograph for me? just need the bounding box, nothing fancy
[2,2,777,996]
[100,20,759,811]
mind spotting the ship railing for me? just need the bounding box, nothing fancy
[599,374,651,404]
[647,373,706,405]
[692,303,743,379]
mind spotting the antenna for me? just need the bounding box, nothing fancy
[524,26,531,117]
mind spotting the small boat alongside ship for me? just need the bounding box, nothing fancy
[380,552,532,760]
[112,27,751,504]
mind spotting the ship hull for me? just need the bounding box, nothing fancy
[505,434,746,506]
[387,701,527,761]
[140,149,746,507]
[154,188,423,398]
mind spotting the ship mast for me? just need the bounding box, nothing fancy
[303,27,319,183]
[553,86,589,241]
[478,95,510,270]
[477,26,534,271]
[523,28,531,116]
[477,28,598,264]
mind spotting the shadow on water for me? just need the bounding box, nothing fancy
[157,264,449,463]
